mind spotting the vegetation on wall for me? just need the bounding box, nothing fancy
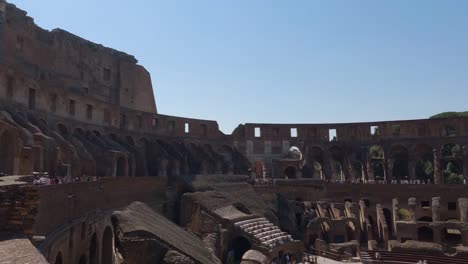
[430,111,468,119]
[398,208,412,221]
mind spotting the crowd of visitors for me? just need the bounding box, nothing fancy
[32,172,97,185]
[326,178,435,184]
[249,177,468,185]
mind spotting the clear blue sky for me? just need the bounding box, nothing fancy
[8,0,468,133]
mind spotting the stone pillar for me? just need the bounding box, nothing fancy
[432,197,440,222]
[366,156,374,181]
[463,146,468,183]
[408,156,417,181]
[458,198,468,222]
[462,229,468,247]
[433,148,442,184]
[322,152,333,180]
[345,158,353,181]
[386,158,394,182]
[408,198,417,222]
[392,198,399,237]
[0,1,5,65]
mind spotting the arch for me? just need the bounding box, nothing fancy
[329,145,345,180]
[284,166,297,179]
[57,123,68,137]
[441,143,462,158]
[0,130,16,175]
[390,144,409,180]
[306,146,325,179]
[54,252,63,264]
[230,236,251,262]
[101,226,113,264]
[74,128,85,137]
[115,156,126,177]
[382,208,393,238]
[89,233,98,264]
[346,221,357,241]
[417,226,434,242]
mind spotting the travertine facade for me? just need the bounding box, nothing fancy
[1,1,468,264]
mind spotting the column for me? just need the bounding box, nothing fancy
[432,197,440,222]
[408,155,417,181]
[322,152,333,181]
[366,155,374,181]
[433,148,442,184]
[458,198,468,222]
[463,145,468,183]
[392,198,399,237]
[386,158,394,182]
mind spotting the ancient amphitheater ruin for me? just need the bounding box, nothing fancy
[1,1,468,264]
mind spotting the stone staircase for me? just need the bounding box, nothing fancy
[360,251,372,263]
[234,217,294,249]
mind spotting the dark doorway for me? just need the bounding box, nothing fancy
[115,157,126,177]
[89,233,98,264]
[54,252,63,264]
[102,227,113,264]
[284,166,297,179]
[417,227,434,242]
[231,236,251,262]
[0,131,15,174]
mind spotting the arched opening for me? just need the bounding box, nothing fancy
[329,146,345,181]
[417,226,434,242]
[418,216,433,222]
[346,221,357,241]
[74,128,85,137]
[79,255,87,264]
[390,145,409,180]
[441,143,463,184]
[284,166,297,179]
[102,226,113,264]
[57,123,68,137]
[369,145,385,180]
[307,146,324,179]
[54,252,63,264]
[115,157,126,177]
[0,131,16,175]
[413,144,434,182]
[89,233,98,264]
[230,236,251,262]
[382,208,393,238]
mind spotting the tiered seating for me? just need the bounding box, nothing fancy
[362,250,468,264]
[234,217,294,248]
